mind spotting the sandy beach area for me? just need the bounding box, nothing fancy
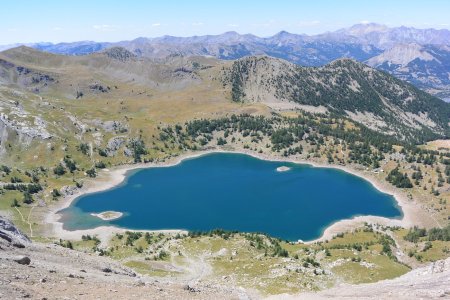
[45,148,434,244]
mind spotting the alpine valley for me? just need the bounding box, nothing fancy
[0,22,449,300]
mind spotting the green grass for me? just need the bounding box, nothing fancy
[0,190,34,233]
[15,227,430,296]
[324,231,379,246]
[392,228,450,263]
[124,260,174,277]
[419,241,450,262]
[331,253,410,284]
[72,239,99,252]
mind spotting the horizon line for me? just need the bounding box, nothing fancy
[2,22,450,46]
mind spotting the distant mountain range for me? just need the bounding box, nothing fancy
[366,43,450,100]
[1,23,450,100]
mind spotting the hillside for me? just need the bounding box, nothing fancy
[222,56,450,142]
[367,44,450,100]
[0,46,260,167]
[0,47,448,149]
[0,217,245,299]
[0,46,450,298]
[1,216,449,299]
[2,23,450,101]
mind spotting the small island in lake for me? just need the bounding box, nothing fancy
[90,211,123,221]
[276,166,291,172]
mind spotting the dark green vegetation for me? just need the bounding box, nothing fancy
[404,225,450,243]
[177,113,450,171]
[386,166,413,188]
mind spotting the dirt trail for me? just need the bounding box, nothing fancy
[0,236,246,299]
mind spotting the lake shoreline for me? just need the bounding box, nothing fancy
[44,148,430,244]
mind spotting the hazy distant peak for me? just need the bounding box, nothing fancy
[344,23,389,35]
[102,47,137,62]
[273,30,291,36]
[222,31,240,36]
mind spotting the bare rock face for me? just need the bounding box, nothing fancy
[60,185,78,197]
[106,136,126,156]
[420,257,450,275]
[0,217,31,247]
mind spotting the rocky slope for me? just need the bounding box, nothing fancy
[222,56,450,142]
[1,216,449,299]
[0,217,247,299]
[1,47,448,146]
[367,44,450,100]
[276,257,450,299]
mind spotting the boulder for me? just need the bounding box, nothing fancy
[0,217,31,246]
[14,256,31,265]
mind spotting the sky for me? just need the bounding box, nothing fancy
[1,0,450,44]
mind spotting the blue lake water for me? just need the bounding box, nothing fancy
[59,153,402,241]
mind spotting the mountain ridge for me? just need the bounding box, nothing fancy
[3,23,449,50]
[221,55,450,141]
[2,23,450,100]
[1,46,448,144]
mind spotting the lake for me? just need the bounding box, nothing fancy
[59,153,402,241]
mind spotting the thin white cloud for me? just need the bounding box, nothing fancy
[192,22,204,26]
[360,20,371,24]
[93,24,117,32]
[227,24,239,28]
[52,27,63,31]
[151,23,161,27]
